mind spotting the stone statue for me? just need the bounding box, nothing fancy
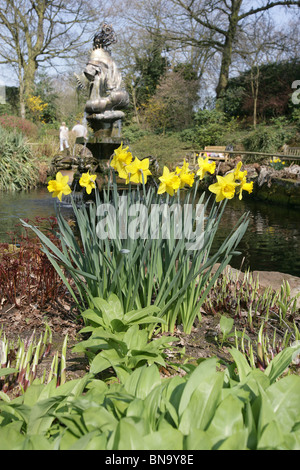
[75,24,129,133]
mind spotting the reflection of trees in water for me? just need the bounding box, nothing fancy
[206,196,300,276]
[0,188,61,242]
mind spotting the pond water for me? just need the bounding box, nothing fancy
[0,187,299,277]
[210,196,300,277]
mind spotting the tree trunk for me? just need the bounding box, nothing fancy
[216,34,234,98]
[20,60,38,119]
[18,78,26,119]
[20,100,26,119]
[216,0,243,98]
[253,96,257,128]
[251,66,259,128]
[131,84,140,125]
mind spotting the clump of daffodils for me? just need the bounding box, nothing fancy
[209,161,253,202]
[110,145,253,202]
[110,143,152,184]
[269,157,286,171]
[48,144,254,204]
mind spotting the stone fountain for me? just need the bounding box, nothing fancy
[75,23,129,161]
[51,24,129,179]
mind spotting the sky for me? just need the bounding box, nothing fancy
[0,2,298,91]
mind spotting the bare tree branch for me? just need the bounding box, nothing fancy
[0,0,101,117]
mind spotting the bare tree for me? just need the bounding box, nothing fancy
[0,0,101,118]
[107,0,299,104]
[108,0,217,96]
[166,0,300,98]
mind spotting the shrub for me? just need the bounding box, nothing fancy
[180,109,238,148]
[242,120,296,155]
[0,114,38,140]
[0,216,62,307]
[122,123,149,143]
[290,108,300,130]
[0,126,39,191]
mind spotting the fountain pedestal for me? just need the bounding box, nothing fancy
[85,120,126,161]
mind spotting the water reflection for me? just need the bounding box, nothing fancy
[0,188,72,241]
[0,188,299,276]
[210,197,300,277]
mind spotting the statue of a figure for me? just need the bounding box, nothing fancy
[75,24,129,132]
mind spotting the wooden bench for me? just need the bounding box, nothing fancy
[283,146,300,157]
[199,146,229,162]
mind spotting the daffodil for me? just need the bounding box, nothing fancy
[123,157,152,185]
[178,171,195,188]
[238,177,254,200]
[176,159,195,188]
[157,166,181,196]
[197,155,216,180]
[175,158,190,176]
[47,172,72,202]
[110,142,133,178]
[233,161,247,181]
[79,171,97,194]
[208,172,238,202]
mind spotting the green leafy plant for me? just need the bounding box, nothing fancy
[277,280,300,324]
[0,126,39,191]
[73,294,177,380]
[1,347,300,450]
[218,315,234,346]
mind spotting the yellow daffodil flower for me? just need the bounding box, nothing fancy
[176,159,195,188]
[123,157,152,185]
[79,171,97,194]
[208,172,238,202]
[197,156,216,180]
[238,177,254,200]
[233,161,247,181]
[178,171,195,188]
[110,143,133,178]
[175,158,190,175]
[47,172,72,202]
[157,166,181,196]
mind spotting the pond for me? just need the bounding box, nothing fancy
[0,187,299,277]
[210,196,300,277]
